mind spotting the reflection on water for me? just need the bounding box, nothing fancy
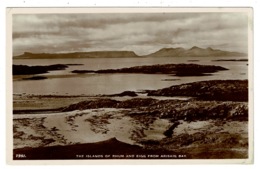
[13,56,248,95]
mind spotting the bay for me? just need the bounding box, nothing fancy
[13,56,248,96]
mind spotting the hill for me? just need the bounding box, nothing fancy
[144,46,246,57]
[14,51,139,59]
[13,47,246,59]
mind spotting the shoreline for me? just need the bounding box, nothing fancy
[12,79,249,159]
[13,106,248,159]
[13,79,248,112]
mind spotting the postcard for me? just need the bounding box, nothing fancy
[6,7,253,164]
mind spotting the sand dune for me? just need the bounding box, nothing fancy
[13,108,171,149]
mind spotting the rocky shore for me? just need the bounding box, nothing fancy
[22,76,48,80]
[13,79,249,159]
[61,98,248,121]
[13,96,248,159]
[71,63,228,77]
[147,80,248,101]
[13,63,84,75]
[13,64,69,75]
[103,91,138,97]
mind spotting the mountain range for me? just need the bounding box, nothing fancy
[14,46,246,59]
[143,46,245,57]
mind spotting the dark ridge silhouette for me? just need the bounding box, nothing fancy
[60,98,248,121]
[143,46,246,57]
[71,63,228,77]
[13,64,68,75]
[14,51,139,59]
[13,137,179,160]
[14,47,246,59]
[212,59,248,62]
[104,91,138,97]
[22,76,47,80]
[147,80,248,102]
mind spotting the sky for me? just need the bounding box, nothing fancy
[12,12,248,56]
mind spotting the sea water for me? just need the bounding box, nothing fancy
[13,56,248,96]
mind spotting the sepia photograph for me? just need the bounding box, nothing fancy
[7,8,253,164]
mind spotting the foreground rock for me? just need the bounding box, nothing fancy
[147,80,248,101]
[103,91,138,97]
[140,120,248,159]
[12,77,249,159]
[14,98,248,159]
[22,76,47,80]
[163,121,181,137]
[13,64,69,75]
[62,98,248,121]
[72,63,228,77]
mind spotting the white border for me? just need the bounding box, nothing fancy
[6,7,253,165]
[0,1,257,167]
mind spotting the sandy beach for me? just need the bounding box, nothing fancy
[13,89,248,159]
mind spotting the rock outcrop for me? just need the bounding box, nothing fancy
[72,63,228,77]
[62,98,248,121]
[147,80,248,101]
[22,76,47,80]
[104,91,138,97]
[13,64,68,75]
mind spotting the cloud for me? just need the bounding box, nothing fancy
[12,12,248,56]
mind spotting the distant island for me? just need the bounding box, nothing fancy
[143,46,245,57]
[13,46,246,59]
[14,51,139,59]
[71,63,228,77]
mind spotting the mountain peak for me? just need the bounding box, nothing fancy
[15,51,139,59]
[159,47,185,51]
[159,47,174,51]
[190,46,201,50]
[206,47,214,51]
[15,46,246,59]
[24,52,33,55]
[144,46,245,57]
